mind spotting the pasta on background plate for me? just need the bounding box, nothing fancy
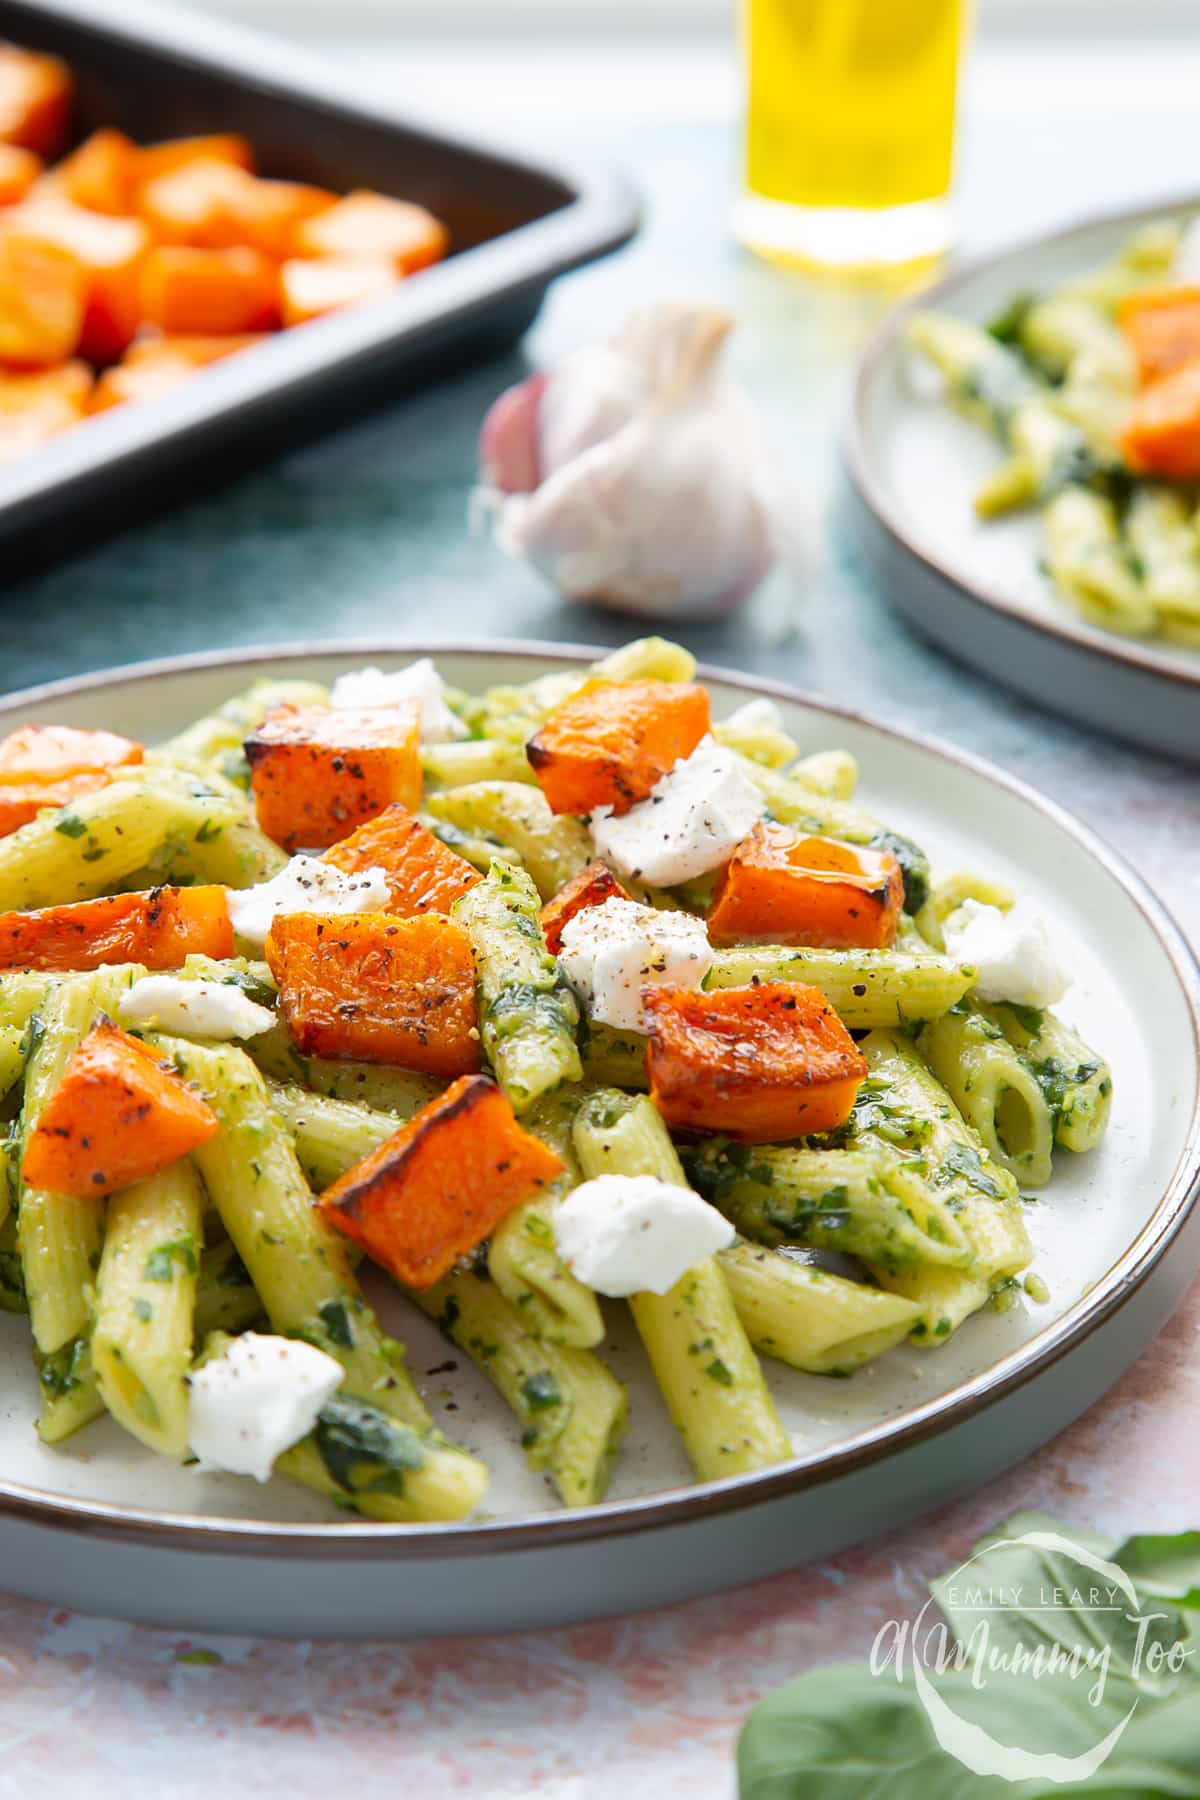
[906,214,1200,646]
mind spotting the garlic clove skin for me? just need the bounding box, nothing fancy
[537,339,651,476]
[478,302,781,620]
[499,413,774,620]
[479,371,546,494]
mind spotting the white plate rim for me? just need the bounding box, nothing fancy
[1,635,1197,1560]
[845,189,1200,694]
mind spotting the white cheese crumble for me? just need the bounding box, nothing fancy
[188,1333,343,1483]
[590,736,765,887]
[1172,218,1200,284]
[722,697,783,734]
[226,855,391,948]
[557,896,713,1032]
[553,1174,735,1297]
[119,977,274,1041]
[329,658,467,742]
[942,898,1070,1008]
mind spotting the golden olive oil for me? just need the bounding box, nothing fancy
[740,0,966,268]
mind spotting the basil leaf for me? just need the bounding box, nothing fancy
[1115,1531,1200,1609]
[738,1512,1200,1799]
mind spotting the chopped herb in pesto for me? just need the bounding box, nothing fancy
[314,1397,425,1497]
[144,1234,198,1282]
[317,1298,355,1349]
[520,1370,562,1413]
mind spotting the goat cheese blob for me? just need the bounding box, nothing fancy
[226,854,391,948]
[119,976,274,1041]
[557,896,714,1031]
[722,696,783,735]
[329,658,467,742]
[942,898,1070,1008]
[188,1333,343,1483]
[590,736,765,887]
[553,1174,735,1297]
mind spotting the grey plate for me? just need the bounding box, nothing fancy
[0,640,1197,1639]
[844,195,1200,762]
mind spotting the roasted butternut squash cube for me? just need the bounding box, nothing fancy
[245,703,422,852]
[321,803,480,915]
[0,885,233,971]
[0,142,41,204]
[6,201,150,363]
[1119,286,1200,385]
[291,192,448,273]
[1122,357,1200,481]
[527,679,712,817]
[265,910,478,1076]
[0,359,90,461]
[643,981,866,1142]
[139,158,334,259]
[0,720,139,830]
[122,333,266,369]
[0,44,72,158]
[88,357,192,414]
[0,722,142,783]
[707,825,904,950]
[0,235,84,367]
[44,128,137,214]
[279,254,398,327]
[21,1019,219,1198]
[318,1073,565,1287]
[540,859,631,954]
[0,772,107,829]
[134,134,255,190]
[139,245,280,335]
[90,332,267,413]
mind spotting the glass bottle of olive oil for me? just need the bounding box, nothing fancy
[736,0,968,273]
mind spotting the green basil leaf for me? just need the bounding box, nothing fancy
[1114,1531,1200,1610]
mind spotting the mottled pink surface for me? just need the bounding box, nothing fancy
[1,1278,1196,1800]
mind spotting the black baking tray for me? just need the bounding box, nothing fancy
[0,0,638,577]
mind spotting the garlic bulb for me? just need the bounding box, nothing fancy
[477,303,779,620]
